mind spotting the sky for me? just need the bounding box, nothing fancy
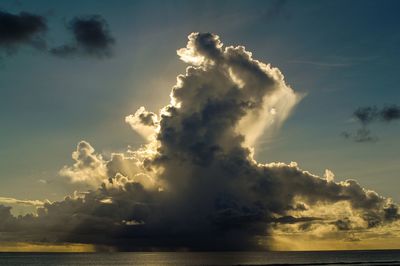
[0,0,400,251]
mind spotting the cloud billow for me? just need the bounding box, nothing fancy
[0,33,398,251]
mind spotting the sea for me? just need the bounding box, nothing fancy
[1,250,400,266]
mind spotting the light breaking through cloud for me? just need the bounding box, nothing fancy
[0,33,398,251]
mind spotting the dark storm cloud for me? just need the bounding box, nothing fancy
[0,10,47,54]
[343,105,400,142]
[0,33,398,251]
[51,15,115,58]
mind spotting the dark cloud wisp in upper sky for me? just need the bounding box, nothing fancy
[0,9,115,59]
[51,15,115,58]
[263,0,288,22]
[0,10,47,54]
[343,105,400,142]
[380,105,400,122]
[354,105,400,125]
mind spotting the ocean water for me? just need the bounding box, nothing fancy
[0,250,400,266]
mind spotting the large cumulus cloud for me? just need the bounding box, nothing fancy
[0,33,398,251]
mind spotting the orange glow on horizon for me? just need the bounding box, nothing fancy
[0,242,96,252]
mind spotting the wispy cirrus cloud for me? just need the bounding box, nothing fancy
[288,56,379,68]
[288,60,351,67]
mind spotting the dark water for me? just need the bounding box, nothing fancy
[1,250,400,266]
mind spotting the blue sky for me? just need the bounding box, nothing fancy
[1,0,399,210]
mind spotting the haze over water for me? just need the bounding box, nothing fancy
[1,251,400,266]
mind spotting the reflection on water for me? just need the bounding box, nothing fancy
[1,250,400,266]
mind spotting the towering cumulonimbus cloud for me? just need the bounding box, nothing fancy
[0,33,398,250]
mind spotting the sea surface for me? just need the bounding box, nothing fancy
[1,250,400,266]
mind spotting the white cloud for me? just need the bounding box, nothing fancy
[59,141,107,187]
[0,197,44,206]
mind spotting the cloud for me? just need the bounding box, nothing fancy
[0,205,16,231]
[0,33,398,251]
[0,10,47,54]
[343,105,400,142]
[60,140,156,190]
[0,10,115,59]
[125,106,159,141]
[381,105,400,122]
[50,15,115,58]
[263,0,288,22]
[0,197,44,206]
[342,128,378,143]
[354,106,379,125]
[353,105,400,125]
[59,141,107,188]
